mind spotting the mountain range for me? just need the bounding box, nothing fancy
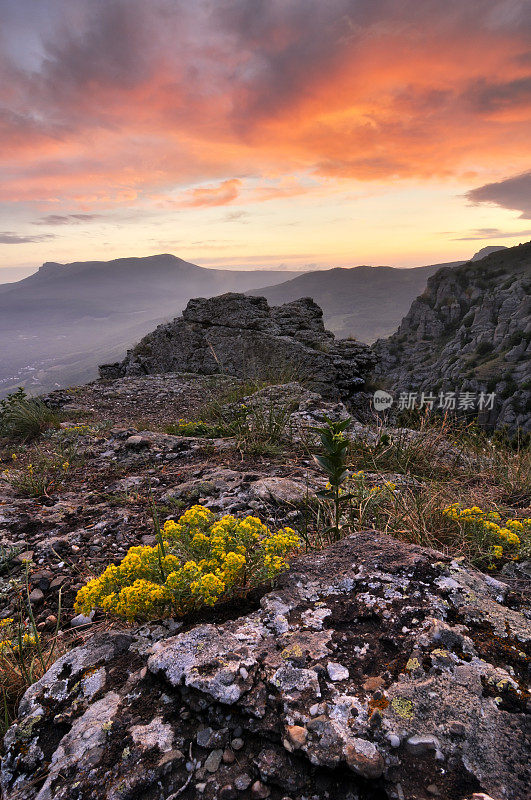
[0,255,298,396]
[0,247,506,397]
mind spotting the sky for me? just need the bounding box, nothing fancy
[1,0,530,279]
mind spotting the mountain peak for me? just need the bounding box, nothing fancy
[471,245,507,261]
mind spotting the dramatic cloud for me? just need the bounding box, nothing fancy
[465,171,531,219]
[0,231,55,244]
[0,0,530,207]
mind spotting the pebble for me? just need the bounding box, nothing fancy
[286,725,307,748]
[326,661,349,681]
[29,588,44,604]
[231,737,244,751]
[204,749,223,773]
[234,774,252,791]
[222,748,235,764]
[196,727,214,748]
[251,781,271,799]
[219,786,237,800]
[70,611,94,628]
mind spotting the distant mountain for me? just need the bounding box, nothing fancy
[470,245,507,261]
[248,261,466,343]
[0,254,298,396]
[373,242,531,432]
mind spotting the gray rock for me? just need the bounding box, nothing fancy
[326,662,349,682]
[373,244,531,432]
[2,536,530,800]
[100,293,376,402]
[70,611,94,628]
[204,749,223,773]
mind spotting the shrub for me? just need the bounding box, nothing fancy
[75,506,301,621]
[3,447,75,498]
[0,391,59,441]
[476,341,494,357]
[202,392,298,456]
[442,504,530,569]
[164,419,232,438]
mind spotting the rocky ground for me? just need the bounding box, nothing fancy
[0,374,529,800]
[2,533,530,800]
[0,376,338,637]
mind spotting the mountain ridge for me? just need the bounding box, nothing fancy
[247,260,468,342]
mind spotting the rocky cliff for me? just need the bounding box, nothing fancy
[373,243,531,432]
[100,294,376,402]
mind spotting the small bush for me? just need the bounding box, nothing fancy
[164,419,232,438]
[75,506,301,621]
[0,391,59,441]
[4,446,77,498]
[442,504,530,569]
[476,341,494,357]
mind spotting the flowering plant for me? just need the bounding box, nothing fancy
[75,505,300,621]
[442,503,529,568]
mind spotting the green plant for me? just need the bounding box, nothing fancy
[4,444,78,498]
[202,389,298,456]
[164,419,232,437]
[442,504,529,569]
[0,563,63,734]
[0,391,59,441]
[313,416,353,541]
[75,505,301,621]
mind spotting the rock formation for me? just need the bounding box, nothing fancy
[99,294,376,402]
[2,533,529,800]
[373,243,531,432]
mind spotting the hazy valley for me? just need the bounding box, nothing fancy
[0,247,502,397]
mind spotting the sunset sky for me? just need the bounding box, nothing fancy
[1,0,530,278]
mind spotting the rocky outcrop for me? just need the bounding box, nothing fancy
[99,294,376,402]
[373,243,531,432]
[3,533,530,800]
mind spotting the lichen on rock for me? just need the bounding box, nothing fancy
[2,532,529,800]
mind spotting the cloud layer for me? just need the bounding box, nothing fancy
[1,0,530,208]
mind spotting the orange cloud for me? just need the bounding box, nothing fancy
[175,178,242,207]
[0,1,529,208]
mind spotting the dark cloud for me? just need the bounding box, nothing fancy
[464,76,531,113]
[0,231,56,244]
[34,213,102,225]
[465,171,531,218]
[454,227,531,240]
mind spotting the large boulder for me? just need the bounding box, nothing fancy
[3,533,529,800]
[99,294,376,402]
